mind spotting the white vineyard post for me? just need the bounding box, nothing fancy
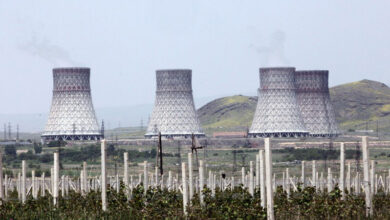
[188,153,193,201]
[143,161,148,195]
[53,152,59,205]
[199,160,204,206]
[50,167,54,195]
[327,168,332,193]
[241,167,245,188]
[22,160,26,204]
[155,166,159,188]
[124,152,129,199]
[83,161,88,195]
[370,160,375,195]
[80,171,84,193]
[32,170,37,199]
[340,143,345,199]
[260,149,266,208]
[116,173,120,193]
[249,161,254,196]
[41,172,45,197]
[256,154,260,188]
[101,140,107,212]
[265,138,274,220]
[61,175,65,197]
[346,162,351,193]
[312,160,316,188]
[182,162,188,216]
[4,174,8,200]
[231,176,235,190]
[286,168,290,198]
[362,136,372,217]
[301,161,305,187]
[17,172,21,201]
[168,170,172,190]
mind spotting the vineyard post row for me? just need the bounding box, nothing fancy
[0,136,383,218]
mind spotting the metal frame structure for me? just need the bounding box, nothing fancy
[42,68,102,142]
[295,70,340,137]
[249,67,309,138]
[145,69,205,138]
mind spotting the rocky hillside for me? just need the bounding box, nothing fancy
[197,79,390,133]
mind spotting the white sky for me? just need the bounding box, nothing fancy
[1,0,390,114]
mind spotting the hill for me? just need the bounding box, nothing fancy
[197,95,257,133]
[330,79,390,131]
[197,79,390,134]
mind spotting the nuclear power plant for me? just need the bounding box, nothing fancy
[39,66,339,141]
[249,67,309,138]
[249,67,340,138]
[41,68,102,142]
[145,69,205,138]
[295,70,340,137]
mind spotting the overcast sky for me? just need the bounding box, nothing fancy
[1,0,390,114]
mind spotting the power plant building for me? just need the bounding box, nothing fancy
[41,68,102,142]
[295,70,340,137]
[249,67,309,138]
[145,69,204,138]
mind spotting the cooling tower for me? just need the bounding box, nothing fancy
[145,69,205,138]
[249,67,309,138]
[41,68,102,142]
[295,70,340,137]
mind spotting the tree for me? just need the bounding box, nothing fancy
[47,140,67,147]
[34,143,42,154]
[4,145,16,156]
[107,144,115,156]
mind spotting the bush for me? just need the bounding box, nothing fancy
[47,140,67,147]
[4,145,16,156]
[34,143,42,154]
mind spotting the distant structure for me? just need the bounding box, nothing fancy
[3,124,6,140]
[145,69,205,138]
[249,67,309,137]
[41,68,102,142]
[16,124,19,142]
[8,122,11,140]
[295,70,340,137]
[213,131,247,138]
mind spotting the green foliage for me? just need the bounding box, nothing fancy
[4,145,16,156]
[47,140,67,147]
[33,142,42,154]
[274,147,361,161]
[1,185,390,219]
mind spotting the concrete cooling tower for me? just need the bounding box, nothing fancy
[295,70,340,137]
[249,67,309,138]
[145,69,204,138]
[41,68,102,142]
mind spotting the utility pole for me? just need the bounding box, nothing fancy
[101,120,105,139]
[3,124,6,140]
[233,149,237,173]
[158,132,163,175]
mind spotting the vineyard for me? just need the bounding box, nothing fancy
[1,185,390,219]
[0,137,389,219]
